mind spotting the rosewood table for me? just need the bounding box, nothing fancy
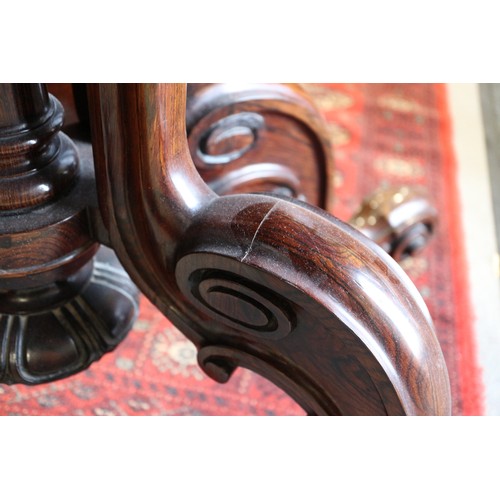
[0,83,451,415]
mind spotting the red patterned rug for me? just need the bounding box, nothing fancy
[0,84,484,416]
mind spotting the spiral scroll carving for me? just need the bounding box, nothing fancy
[87,83,451,415]
[196,112,264,166]
[179,267,295,340]
[186,83,334,208]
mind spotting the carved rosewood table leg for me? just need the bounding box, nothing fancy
[185,84,438,263]
[185,83,334,209]
[49,83,438,264]
[0,84,139,384]
[47,83,335,206]
[186,84,440,263]
[88,83,451,415]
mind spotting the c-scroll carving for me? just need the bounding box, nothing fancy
[88,84,451,415]
[186,83,335,209]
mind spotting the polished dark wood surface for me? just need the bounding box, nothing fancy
[48,83,335,209]
[0,82,452,414]
[186,83,334,209]
[0,83,138,384]
[87,83,451,415]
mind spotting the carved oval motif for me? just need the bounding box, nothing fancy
[176,261,295,340]
[205,125,254,156]
[197,112,264,165]
[208,163,302,199]
[199,279,276,330]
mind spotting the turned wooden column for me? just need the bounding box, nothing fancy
[0,84,138,385]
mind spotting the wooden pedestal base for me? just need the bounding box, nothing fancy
[0,246,138,384]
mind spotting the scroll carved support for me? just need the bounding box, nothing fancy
[88,83,451,415]
[186,83,335,210]
[0,84,139,385]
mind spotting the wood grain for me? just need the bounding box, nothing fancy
[186,83,334,209]
[0,84,139,384]
[88,83,451,415]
